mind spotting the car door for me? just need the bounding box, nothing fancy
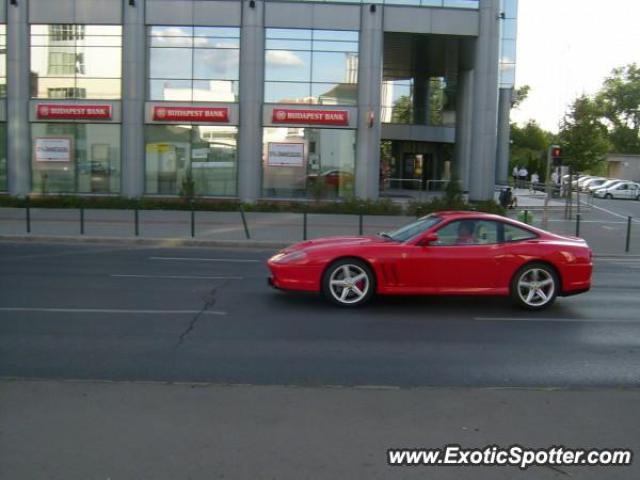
[415,219,504,293]
[613,183,630,199]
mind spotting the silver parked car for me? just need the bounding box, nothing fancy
[593,181,640,200]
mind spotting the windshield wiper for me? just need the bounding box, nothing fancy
[378,232,395,241]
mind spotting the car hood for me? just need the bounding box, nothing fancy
[281,235,388,253]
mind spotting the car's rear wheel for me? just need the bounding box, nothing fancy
[511,263,558,310]
[322,259,375,307]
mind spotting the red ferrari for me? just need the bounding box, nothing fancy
[267,211,592,309]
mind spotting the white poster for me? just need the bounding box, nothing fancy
[268,143,304,167]
[34,137,72,162]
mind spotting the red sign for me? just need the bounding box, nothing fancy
[272,108,349,126]
[152,106,230,123]
[37,104,112,120]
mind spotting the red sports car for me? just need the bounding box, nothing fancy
[267,211,592,309]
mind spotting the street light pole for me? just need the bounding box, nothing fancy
[543,144,558,230]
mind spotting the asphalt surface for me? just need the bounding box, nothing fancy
[1,241,639,388]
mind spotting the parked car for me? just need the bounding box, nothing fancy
[585,178,622,193]
[267,211,592,310]
[583,178,612,192]
[579,177,606,191]
[593,181,640,200]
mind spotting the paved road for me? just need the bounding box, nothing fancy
[1,241,639,388]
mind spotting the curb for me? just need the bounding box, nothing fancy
[0,234,289,250]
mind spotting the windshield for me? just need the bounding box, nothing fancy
[385,215,442,242]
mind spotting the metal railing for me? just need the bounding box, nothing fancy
[275,0,479,8]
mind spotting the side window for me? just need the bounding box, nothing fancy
[503,223,537,242]
[434,220,498,246]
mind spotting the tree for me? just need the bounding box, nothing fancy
[558,95,610,172]
[511,85,531,110]
[596,63,640,153]
[510,120,555,178]
[391,95,412,124]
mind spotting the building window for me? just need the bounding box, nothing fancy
[145,125,238,196]
[47,87,87,99]
[0,25,6,98]
[30,25,122,99]
[31,123,121,194]
[381,77,455,126]
[262,127,355,199]
[50,25,85,41]
[265,29,359,106]
[148,26,240,102]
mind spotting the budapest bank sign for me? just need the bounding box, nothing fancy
[272,108,349,126]
[37,104,113,120]
[152,106,230,123]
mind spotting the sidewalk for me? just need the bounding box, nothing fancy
[1,380,638,480]
[0,195,636,254]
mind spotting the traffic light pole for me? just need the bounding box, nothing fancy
[543,145,555,230]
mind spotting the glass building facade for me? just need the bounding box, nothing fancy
[1,0,509,202]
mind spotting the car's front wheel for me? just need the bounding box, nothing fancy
[322,259,375,307]
[511,263,558,310]
[605,193,613,199]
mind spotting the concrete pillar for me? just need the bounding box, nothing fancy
[7,0,29,196]
[122,0,146,198]
[468,0,501,201]
[454,69,473,191]
[495,87,512,186]
[238,0,264,203]
[354,4,383,200]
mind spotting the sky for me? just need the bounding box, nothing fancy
[511,0,640,133]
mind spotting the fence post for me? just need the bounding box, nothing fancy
[240,207,251,239]
[134,204,139,237]
[80,207,85,235]
[523,209,528,224]
[358,213,363,236]
[626,216,632,253]
[303,211,307,240]
[190,200,195,238]
[25,196,31,234]
[575,213,580,237]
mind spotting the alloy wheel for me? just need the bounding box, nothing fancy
[328,264,370,305]
[517,267,556,308]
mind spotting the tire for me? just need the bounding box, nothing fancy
[510,262,559,310]
[605,193,613,199]
[322,258,375,307]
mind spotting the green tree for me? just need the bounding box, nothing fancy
[511,84,531,110]
[558,95,610,172]
[596,63,640,153]
[391,95,412,124]
[510,120,555,178]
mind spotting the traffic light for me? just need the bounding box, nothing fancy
[551,146,563,167]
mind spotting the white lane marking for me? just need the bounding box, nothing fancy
[474,316,639,323]
[0,307,226,315]
[149,257,260,263]
[111,274,243,280]
[589,203,640,222]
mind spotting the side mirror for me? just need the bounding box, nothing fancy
[417,233,438,246]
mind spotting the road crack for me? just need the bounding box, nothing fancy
[175,280,229,349]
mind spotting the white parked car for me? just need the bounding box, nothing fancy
[579,177,606,191]
[593,181,640,200]
[586,178,623,193]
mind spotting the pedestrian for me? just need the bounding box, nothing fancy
[512,166,519,186]
[530,172,540,193]
[518,166,528,189]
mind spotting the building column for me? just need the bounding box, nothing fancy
[495,87,512,186]
[355,4,383,200]
[468,0,501,201]
[7,0,29,196]
[454,69,473,191]
[122,0,146,198]
[238,0,264,203]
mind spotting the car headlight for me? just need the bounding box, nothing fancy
[270,251,308,264]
